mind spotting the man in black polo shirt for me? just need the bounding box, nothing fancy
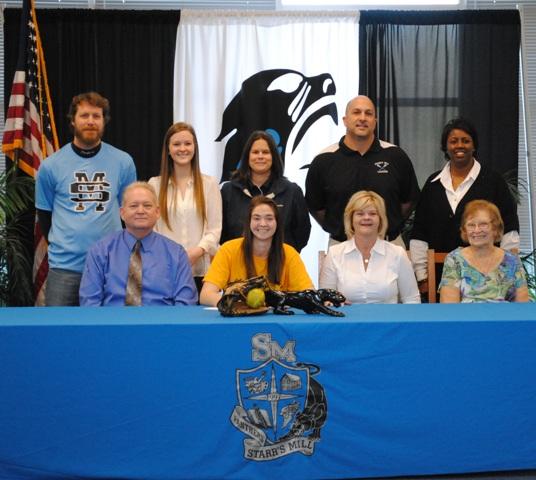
[305,95,419,246]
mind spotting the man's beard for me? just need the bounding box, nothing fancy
[74,127,104,148]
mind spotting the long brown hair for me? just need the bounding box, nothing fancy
[242,196,284,285]
[157,122,206,229]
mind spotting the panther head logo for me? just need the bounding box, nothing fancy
[215,69,338,182]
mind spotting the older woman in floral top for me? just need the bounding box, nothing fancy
[439,199,528,303]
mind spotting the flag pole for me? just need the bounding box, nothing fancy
[2,0,58,305]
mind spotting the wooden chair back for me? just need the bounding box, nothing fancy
[427,250,448,303]
[318,250,327,285]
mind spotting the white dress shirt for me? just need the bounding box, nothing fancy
[410,160,519,281]
[320,238,420,304]
[148,174,222,277]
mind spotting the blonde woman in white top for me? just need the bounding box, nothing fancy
[319,190,420,304]
[149,122,222,291]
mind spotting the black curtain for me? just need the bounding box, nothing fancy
[458,11,521,177]
[359,10,520,183]
[4,8,180,181]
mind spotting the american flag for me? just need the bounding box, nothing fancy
[2,0,59,305]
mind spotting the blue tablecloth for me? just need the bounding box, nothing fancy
[1,304,535,479]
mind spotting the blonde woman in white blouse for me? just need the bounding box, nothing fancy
[319,190,420,304]
[149,122,222,291]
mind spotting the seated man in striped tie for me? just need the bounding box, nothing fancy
[79,181,197,306]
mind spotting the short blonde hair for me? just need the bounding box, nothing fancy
[460,199,504,243]
[344,191,388,240]
[122,181,158,206]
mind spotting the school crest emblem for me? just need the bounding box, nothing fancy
[230,333,327,461]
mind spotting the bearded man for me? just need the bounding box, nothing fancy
[36,92,137,306]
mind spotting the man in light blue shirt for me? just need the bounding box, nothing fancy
[79,182,197,306]
[36,92,137,306]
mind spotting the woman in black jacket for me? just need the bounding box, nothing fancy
[220,130,311,252]
[410,118,519,294]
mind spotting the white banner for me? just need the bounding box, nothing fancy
[174,10,360,283]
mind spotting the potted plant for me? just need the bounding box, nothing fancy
[520,250,536,301]
[0,164,35,306]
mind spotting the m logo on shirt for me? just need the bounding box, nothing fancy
[70,172,111,212]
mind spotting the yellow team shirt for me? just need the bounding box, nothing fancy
[203,238,313,291]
